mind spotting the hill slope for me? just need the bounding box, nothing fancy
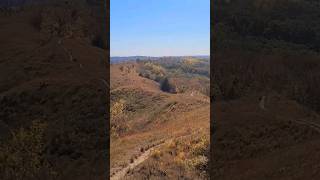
[212,93,320,179]
[0,4,107,179]
[110,60,210,179]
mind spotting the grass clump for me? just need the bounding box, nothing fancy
[151,149,163,160]
[169,134,209,177]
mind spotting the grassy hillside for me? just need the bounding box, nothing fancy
[0,2,107,179]
[137,58,210,95]
[110,59,209,179]
[213,0,320,113]
[212,0,320,179]
[214,0,320,53]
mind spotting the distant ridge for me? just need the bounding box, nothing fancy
[110,55,210,64]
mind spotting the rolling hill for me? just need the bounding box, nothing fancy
[110,58,210,179]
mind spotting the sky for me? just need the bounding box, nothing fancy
[111,0,210,57]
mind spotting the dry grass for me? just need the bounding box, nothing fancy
[213,51,320,113]
[151,149,163,160]
[160,134,210,176]
[110,60,209,179]
[110,99,125,118]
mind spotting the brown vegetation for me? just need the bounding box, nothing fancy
[0,2,107,179]
[110,60,209,179]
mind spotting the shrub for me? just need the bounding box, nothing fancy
[173,152,186,167]
[144,62,166,77]
[191,135,209,156]
[110,99,125,119]
[151,149,162,159]
[160,77,176,93]
[0,120,55,179]
[186,155,208,171]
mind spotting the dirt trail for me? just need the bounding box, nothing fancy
[260,96,320,133]
[292,119,320,133]
[110,141,164,180]
[110,132,198,180]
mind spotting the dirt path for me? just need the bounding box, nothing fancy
[261,97,320,133]
[110,141,164,180]
[292,118,320,133]
[110,132,198,180]
[275,112,320,134]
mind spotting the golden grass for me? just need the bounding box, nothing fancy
[151,149,162,159]
[110,99,126,118]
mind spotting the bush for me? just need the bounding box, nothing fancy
[160,77,176,93]
[186,155,208,171]
[110,99,125,119]
[151,149,162,159]
[0,120,55,179]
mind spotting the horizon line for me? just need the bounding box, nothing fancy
[111,55,210,57]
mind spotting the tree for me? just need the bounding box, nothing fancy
[160,77,175,93]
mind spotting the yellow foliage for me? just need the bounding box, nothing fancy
[0,120,55,179]
[174,152,186,167]
[166,139,176,149]
[183,58,201,65]
[186,155,208,170]
[144,62,166,76]
[111,99,126,118]
[191,135,209,156]
[151,149,162,159]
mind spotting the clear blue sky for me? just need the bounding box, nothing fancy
[111,0,210,57]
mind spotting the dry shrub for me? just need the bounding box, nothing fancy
[144,62,166,77]
[0,120,56,179]
[191,135,210,156]
[166,139,177,149]
[138,61,167,83]
[110,99,126,119]
[186,155,208,170]
[36,5,91,38]
[110,99,129,138]
[168,135,210,176]
[173,152,186,167]
[151,149,162,160]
